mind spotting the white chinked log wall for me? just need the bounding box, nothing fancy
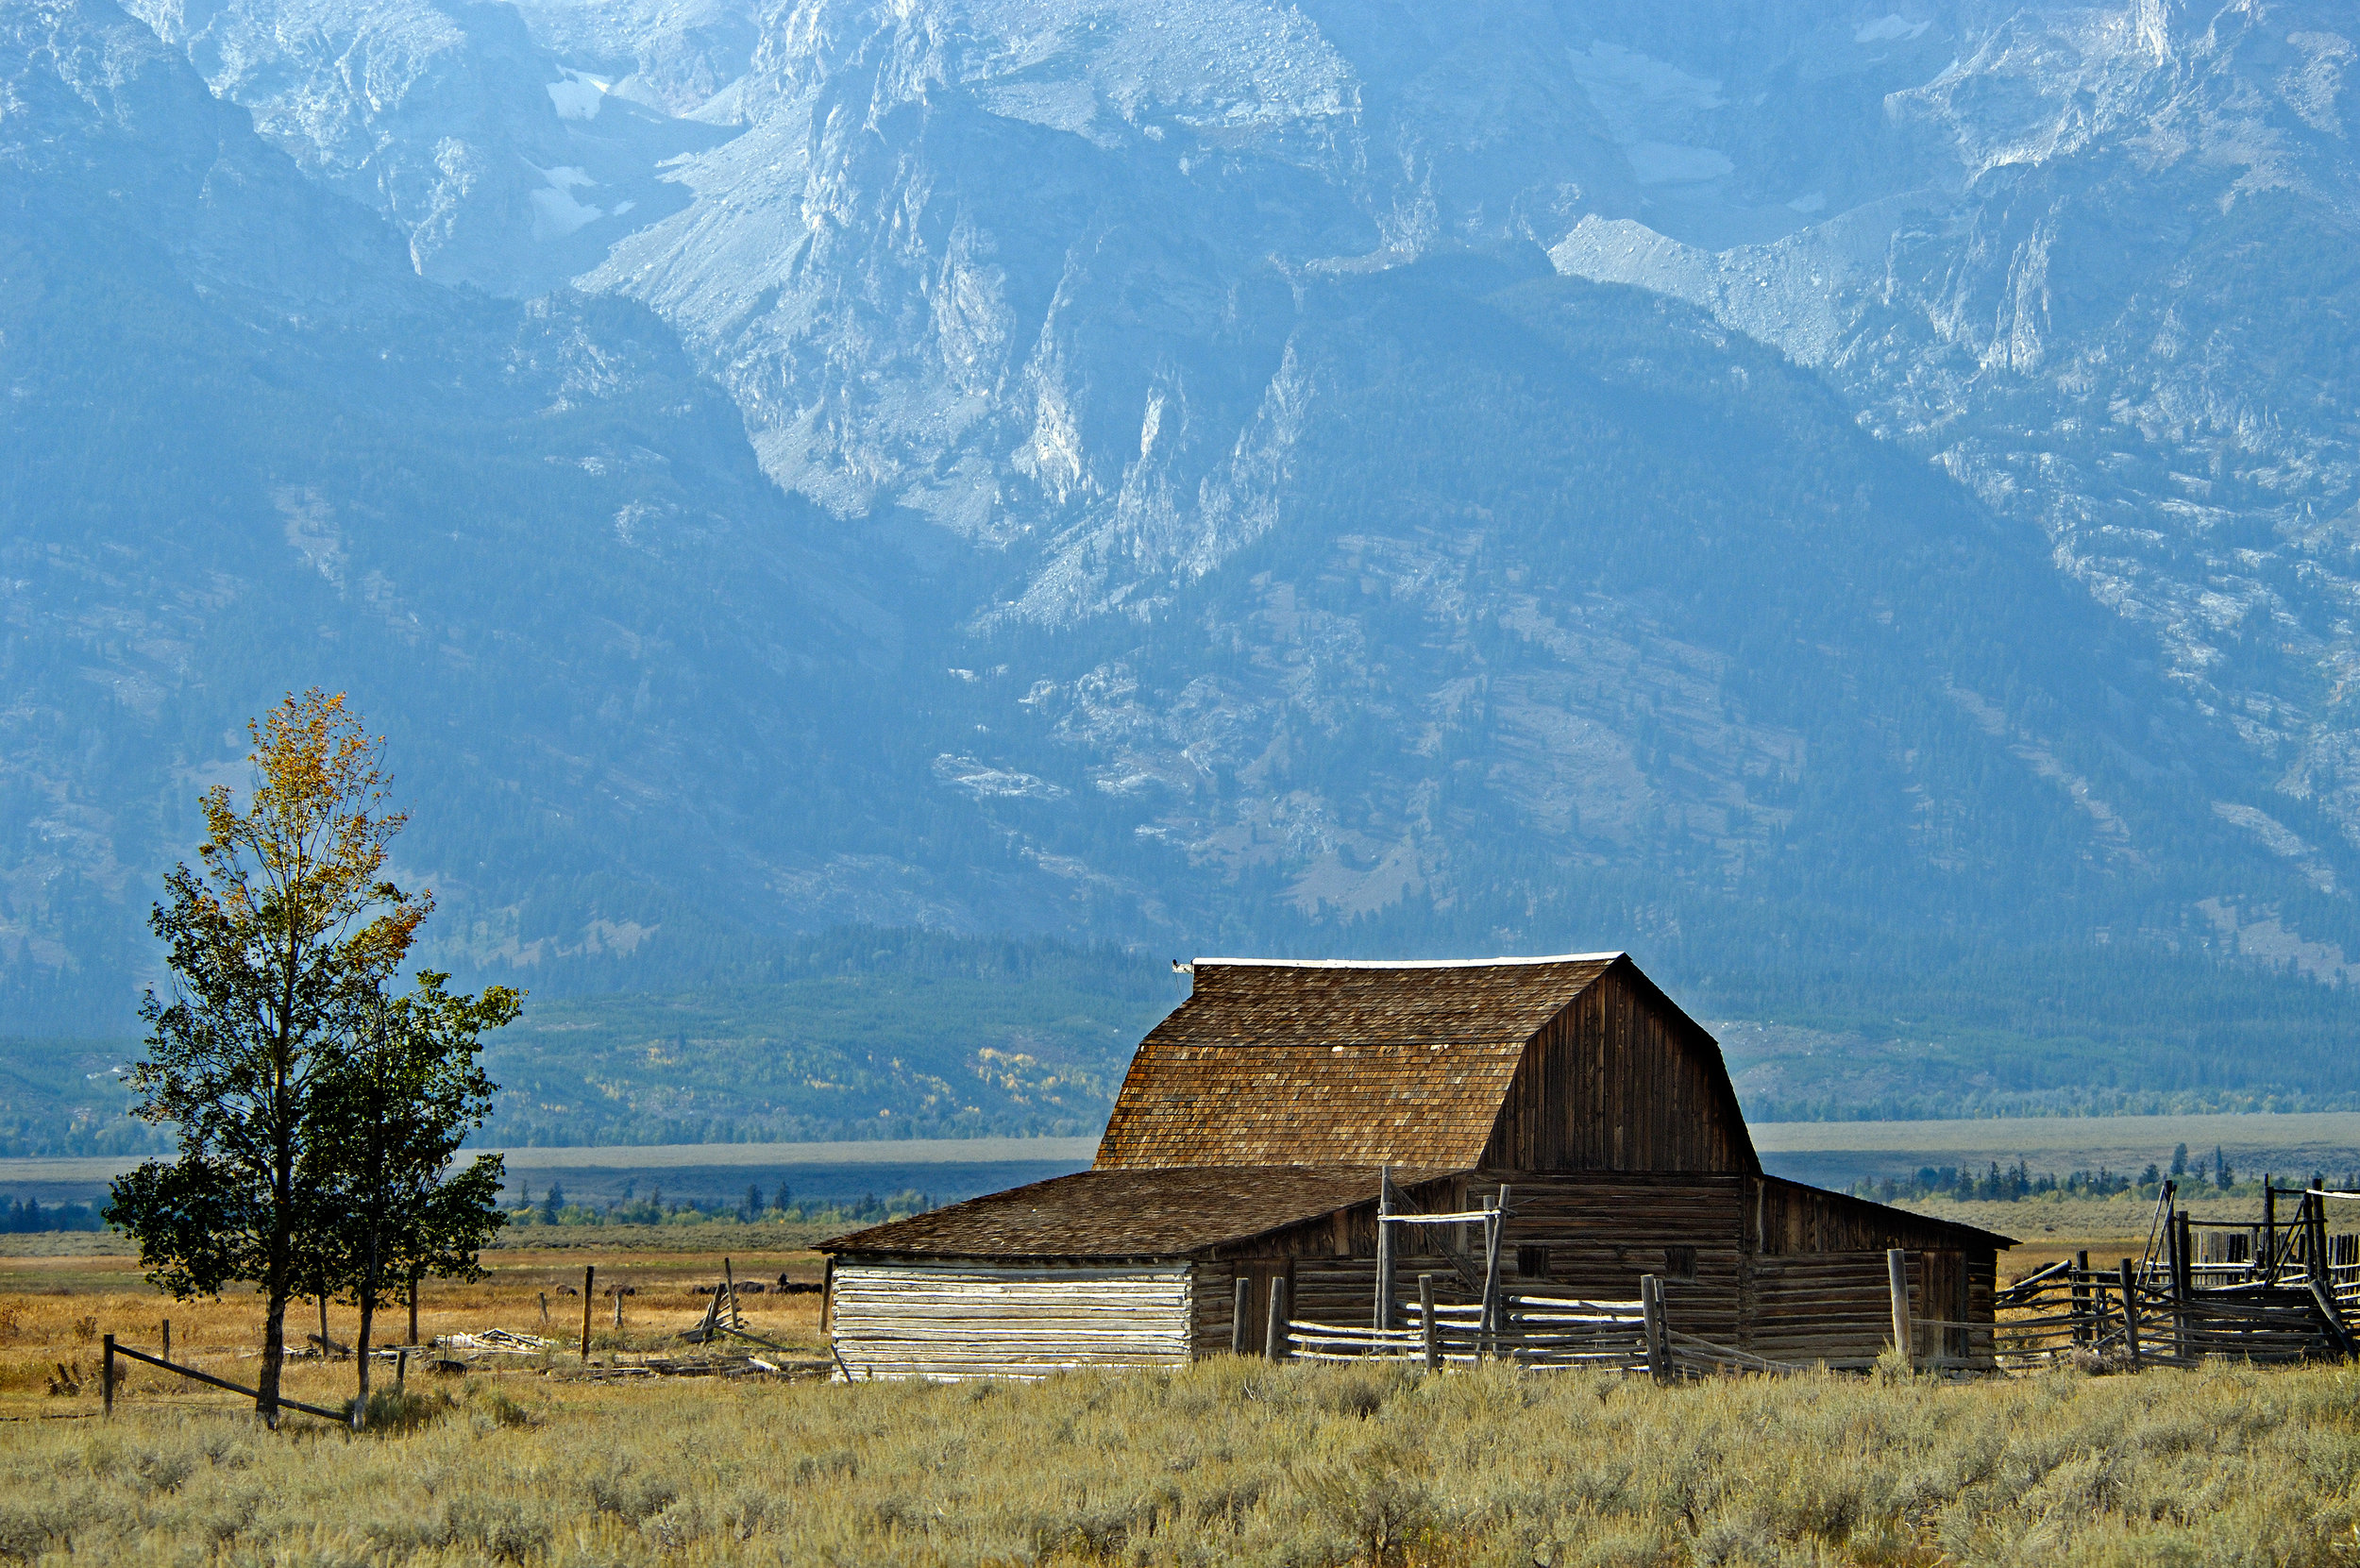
[830,1260,1196,1380]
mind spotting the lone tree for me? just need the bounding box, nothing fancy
[108,692,430,1424]
[310,972,517,1425]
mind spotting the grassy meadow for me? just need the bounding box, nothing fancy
[8,1349,2360,1564]
[7,1222,2360,1565]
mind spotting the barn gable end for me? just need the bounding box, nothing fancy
[1482,961,1757,1174]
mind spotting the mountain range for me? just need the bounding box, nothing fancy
[5,0,2359,1133]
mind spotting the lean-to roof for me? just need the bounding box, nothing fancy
[821,1165,1461,1259]
[1094,954,1619,1170]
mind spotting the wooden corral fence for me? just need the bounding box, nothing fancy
[2172,1184,2360,1311]
[1985,1181,2358,1371]
[1285,1271,1813,1380]
[1287,1288,1651,1373]
[1991,1261,2351,1368]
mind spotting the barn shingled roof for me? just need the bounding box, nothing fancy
[821,1165,1461,1259]
[1092,954,1623,1171]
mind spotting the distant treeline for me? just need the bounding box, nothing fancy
[2,1195,107,1233]
[499,1178,934,1230]
[1857,1145,2360,1206]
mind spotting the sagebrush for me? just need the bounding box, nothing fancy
[7,1357,2360,1565]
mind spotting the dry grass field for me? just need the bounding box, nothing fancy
[1897,1191,2264,1261]
[8,1349,2360,1565]
[7,1232,2360,1566]
[0,1241,828,1422]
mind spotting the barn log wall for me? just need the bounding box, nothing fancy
[1747,1251,1979,1365]
[1754,1176,1982,1256]
[1205,1172,1997,1359]
[1455,1172,1749,1341]
[831,1261,1194,1380]
[1293,1256,1381,1324]
[1483,969,1751,1173]
[1191,1261,1235,1355]
[1748,1254,1897,1364]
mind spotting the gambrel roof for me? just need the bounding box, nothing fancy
[821,953,2013,1263]
[1093,953,1756,1174]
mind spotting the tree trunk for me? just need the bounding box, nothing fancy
[259,1158,294,1425]
[353,1296,373,1429]
[261,998,296,1428]
[257,1289,287,1426]
[355,1221,379,1428]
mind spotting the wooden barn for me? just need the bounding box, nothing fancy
[821,953,2012,1379]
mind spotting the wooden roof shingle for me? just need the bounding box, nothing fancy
[1094,955,1619,1171]
[820,1165,1461,1259]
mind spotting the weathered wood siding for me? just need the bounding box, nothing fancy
[1482,969,1752,1173]
[1752,1176,1986,1256]
[831,1261,1193,1380]
[1294,1256,1381,1324]
[1188,1257,1320,1356]
[1748,1253,1896,1364]
[1747,1251,1976,1364]
[1274,1173,1752,1341]
[1190,1260,1231,1355]
[1467,1172,1746,1340]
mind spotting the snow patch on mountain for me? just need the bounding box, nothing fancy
[547,67,609,120]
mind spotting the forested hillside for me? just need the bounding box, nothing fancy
[5,0,2359,1142]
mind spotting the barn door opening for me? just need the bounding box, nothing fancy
[1235,1258,1294,1355]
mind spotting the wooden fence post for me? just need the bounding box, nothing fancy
[2117,1258,2142,1370]
[1479,1189,1509,1359]
[160,1319,170,1366]
[102,1334,114,1419]
[614,1284,623,1330]
[1886,1249,1912,1370]
[2309,1274,2358,1359]
[582,1265,596,1360]
[1232,1276,1251,1356]
[1374,1165,1393,1331]
[1265,1278,1290,1362]
[1419,1273,1439,1372]
[2173,1211,2194,1361]
[1475,1197,1492,1359]
[2072,1250,2090,1345]
[1640,1273,1665,1383]
[2163,1214,2181,1362]
[396,1349,407,1390]
[2264,1178,2277,1286]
